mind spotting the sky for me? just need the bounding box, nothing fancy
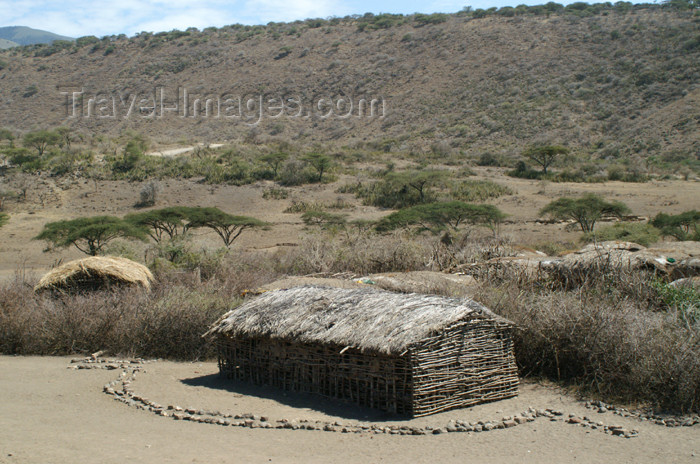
[0,0,618,38]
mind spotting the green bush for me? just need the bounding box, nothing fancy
[582,222,661,246]
[652,280,700,324]
[349,170,446,209]
[414,13,449,26]
[652,211,700,241]
[450,180,513,202]
[262,187,289,200]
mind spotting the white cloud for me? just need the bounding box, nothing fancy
[241,0,347,22]
[0,0,357,37]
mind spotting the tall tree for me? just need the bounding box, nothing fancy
[125,207,196,243]
[376,201,505,234]
[35,216,148,256]
[186,207,267,248]
[540,194,630,233]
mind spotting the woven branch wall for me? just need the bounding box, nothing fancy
[216,317,518,417]
[217,336,415,415]
[411,318,519,417]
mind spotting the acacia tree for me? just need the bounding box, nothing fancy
[540,194,630,233]
[376,201,505,235]
[523,145,568,175]
[35,216,148,255]
[186,207,267,248]
[651,210,700,241]
[55,127,80,151]
[260,152,288,177]
[124,207,196,243]
[302,152,332,182]
[392,170,446,203]
[367,170,447,208]
[23,130,60,156]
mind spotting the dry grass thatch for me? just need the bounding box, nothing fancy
[205,286,512,355]
[253,276,364,294]
[34,256,153,293]
[360,271,477,297]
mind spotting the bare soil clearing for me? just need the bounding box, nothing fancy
[0,356,697,464]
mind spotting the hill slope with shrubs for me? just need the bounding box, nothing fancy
[0,3,698,168]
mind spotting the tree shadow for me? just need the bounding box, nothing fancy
[180,373,408,422]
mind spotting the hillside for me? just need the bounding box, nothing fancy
[0,6,698,163]
[0,38,18,49]
[0,26,73,46]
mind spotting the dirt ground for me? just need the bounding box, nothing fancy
[0,356,698,464]
[1,167,698,281]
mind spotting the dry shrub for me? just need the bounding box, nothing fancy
[277,231,431,275]
[474,274,700,412]
[0,272,248,360]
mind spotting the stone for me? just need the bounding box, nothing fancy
[503,420,517,428]
[515,416,528,425]
[568,417,583,424]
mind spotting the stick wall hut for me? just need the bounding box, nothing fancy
[204,286,518,417]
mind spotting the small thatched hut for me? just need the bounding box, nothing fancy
[35,256,153,293]
[205,286,518,417]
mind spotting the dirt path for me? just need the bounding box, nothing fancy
[146,143,225,157]
[0,356,697,464]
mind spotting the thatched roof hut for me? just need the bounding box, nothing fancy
[35,256,153,293]
[206,286,518,416]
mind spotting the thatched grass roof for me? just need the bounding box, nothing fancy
[253,276,364,294]
[35,256,153,292]
[205,286,512,355]
[360,271,477,297]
